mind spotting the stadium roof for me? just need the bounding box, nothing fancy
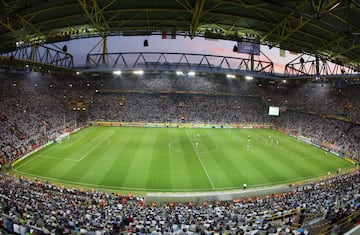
[1,0,360,70]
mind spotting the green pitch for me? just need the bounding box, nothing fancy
[13,126,354,193]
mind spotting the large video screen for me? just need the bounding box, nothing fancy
[268,106,280,116]
[236,40,260,55]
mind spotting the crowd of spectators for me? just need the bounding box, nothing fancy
[258,82,360,122]
[0,74,77,163]
[0,168,359,234]
[88,92,268,125]
[275,110,359,160]
[77,73,255,95]
[1,72,360,162]
[257,82,360,160]
[0,72,264,164]
[0,72,359,234]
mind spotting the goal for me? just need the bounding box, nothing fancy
[55,133,70,144]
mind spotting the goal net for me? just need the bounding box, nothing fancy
[55,133,70,144]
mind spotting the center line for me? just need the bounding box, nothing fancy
[185,130,215,189]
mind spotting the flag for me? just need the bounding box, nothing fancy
[280,49,286,57]
[161,31,176,39]
[161,32,168,39]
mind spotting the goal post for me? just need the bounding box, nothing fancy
[55,133,70,144]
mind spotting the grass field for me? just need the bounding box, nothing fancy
[13,126,354,194]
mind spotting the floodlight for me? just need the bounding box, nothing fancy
[113,70,122,75]
[188,71,195,76]
[133,70,144,75]
[226,74,236,79]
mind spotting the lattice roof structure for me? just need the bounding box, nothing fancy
[1,0,360,75]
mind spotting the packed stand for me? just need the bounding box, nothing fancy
[0,74,76,164]
[274,110,359,159]
[1,73,360,163]
[258,82,360,122]
[88,92,269,125]
[0,169,359,234]
[259,82,360,160]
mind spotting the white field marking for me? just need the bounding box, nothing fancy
[185,129,215,189]
[56,138,111,152]
[168,139,218,154]
[13,154,40,171]
[98,138,112,149]
[12,170,215,191]
[54,134,84,148]
[40,155,79,162]
[38,144,57,154]
[13,165,355,192]
[16,136,112,171]
[77,132,114,161]
[15,169,331,191]
[14,153,78,172]
[301,155,330,160]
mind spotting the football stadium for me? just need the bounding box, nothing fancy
[0,1,360,234]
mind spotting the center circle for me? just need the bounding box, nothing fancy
[169,140,218,154]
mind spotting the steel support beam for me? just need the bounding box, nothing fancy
[285,54,360,77]
[1,45,74,68]
[190,0,205,39]
[85,51,274,78]
[78,0,117,37]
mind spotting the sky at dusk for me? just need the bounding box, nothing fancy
[61,35,303,73]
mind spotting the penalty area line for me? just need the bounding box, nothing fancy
[77,131,114,161]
